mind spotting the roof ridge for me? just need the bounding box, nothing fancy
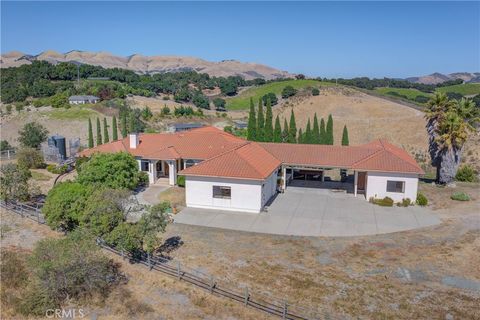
[256,143,283,163]
[381,146,423,172]
[235,143,268,178]
[350,147,384,167]
[183,141,251,167]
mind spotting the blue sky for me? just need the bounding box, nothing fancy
[1,1,479,78]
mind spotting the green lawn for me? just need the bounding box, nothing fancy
[40,107,97,120]
[436,83,480,96]
[226,79,331,110]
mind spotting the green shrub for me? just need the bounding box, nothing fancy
[138,171,149,187]
[397,198,412,207]
[18,122,48,148]
[455,165,478,182]
[16,148,45,169]
[416,192,428,206]
[43,182,93,231]
[450,192,470,201]
[77,152,143,190]
[0,140,12,151]
[177,175,185,187]
[312,88,320,96]
[370,196,394,207]
[75,156,90,173]
[0,164,32,202]
[28,230,121,309]
[80,188,129,236]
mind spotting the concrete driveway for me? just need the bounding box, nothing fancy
[174,187,441,237]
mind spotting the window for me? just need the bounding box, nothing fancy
[140,160,149,172]
[213,186,231,199]
[386,180,404,193]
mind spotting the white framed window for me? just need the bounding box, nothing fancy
[386,180,405,193]
[213,186,231,199]
[140,160,149,172]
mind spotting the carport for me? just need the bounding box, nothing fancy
[280,164,366,197]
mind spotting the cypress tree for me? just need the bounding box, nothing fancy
[103,118,110,143]
[112,116,118,141]
[313,113,320,144]
[320,118,326,144]
[282,118,289,142]
[326,114,334,145]
[121,113,127,138]
[264,98,273,142]
[87,118,94,148]
[298,128,304,144]
[247,98,257,141]
[273,115,282,142]
[305,118,312,144]
[96,117,102,146]
[342,125,349,146]
[128,115,136,133]
[256,98,265,142]
[288,110,297,143]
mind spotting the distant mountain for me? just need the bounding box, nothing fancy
[0,50,294,80]
[406,72,480,85]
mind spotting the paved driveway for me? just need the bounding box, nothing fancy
[174,187,441,237]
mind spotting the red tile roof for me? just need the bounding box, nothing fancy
[178,142,281,180]
[79,126,423,180]
[79,126,246,160]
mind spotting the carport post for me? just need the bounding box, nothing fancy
[354,171,358,197]
[282,166,287,191]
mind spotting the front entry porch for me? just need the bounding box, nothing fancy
[138,159,178,186]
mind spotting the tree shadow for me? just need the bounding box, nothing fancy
[156,236,184,260]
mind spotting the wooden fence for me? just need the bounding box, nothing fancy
[1,201,337,320]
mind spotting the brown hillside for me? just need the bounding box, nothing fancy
[0,50,294,80]
[273,86,428,150]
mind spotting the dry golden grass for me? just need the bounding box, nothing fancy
[159,186,186,211]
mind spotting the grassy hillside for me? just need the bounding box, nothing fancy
[226,79,330,110]
[373,83,480,106]
[374,87,431,102]
[436,83,480,96]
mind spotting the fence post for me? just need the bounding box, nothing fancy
[244,287,249,306]
[283,300,288,320]
[210,276,215,293]
[147,253,152,270]
[121,249,125,260]
[7,150,10,159]
[36,206,40,223]
[20,204,24,218]
[177,261,181,280]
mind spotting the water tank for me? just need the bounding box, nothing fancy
[50,135,67,160]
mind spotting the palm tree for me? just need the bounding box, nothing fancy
[425,93,478,184]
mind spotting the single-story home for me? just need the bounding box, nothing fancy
[80,126,424,213]
[68,95,100,105]
[167,123,204,133]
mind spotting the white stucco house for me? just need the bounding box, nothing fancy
[68,95,100,105]
[80,126,424,213]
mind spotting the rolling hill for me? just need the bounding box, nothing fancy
[0,50,294,80]
[226,79,331,110]
[406,72,480,84]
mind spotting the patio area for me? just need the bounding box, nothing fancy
[173,187,441,237]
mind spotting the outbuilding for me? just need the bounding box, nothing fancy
[68,95,100,105]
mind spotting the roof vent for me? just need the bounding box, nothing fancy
[129,133,139,149]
